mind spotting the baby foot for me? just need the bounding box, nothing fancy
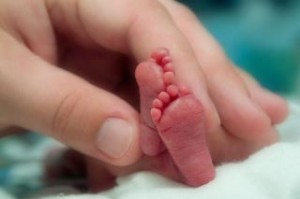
[135,49,168,156]
[136,48,215,186]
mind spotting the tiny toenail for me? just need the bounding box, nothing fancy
[167,85,179,97]
[152,48,169,63]
[162,56,171,65]
[159,91,170,103]
[151,108,162,122]
[96,118,133,159]
[153,99,163,108]
[163,72,175,85]
[152,53,163,63]
[164,63,174,72]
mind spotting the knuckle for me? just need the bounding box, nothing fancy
[51,88,86,141]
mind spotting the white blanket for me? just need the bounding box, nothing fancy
[40,101,300,199]
[0,102,296,199]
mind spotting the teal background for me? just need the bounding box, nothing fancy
[179,0,300,95]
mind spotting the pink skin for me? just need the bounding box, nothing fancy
[135,48,215,186]
[45,48,215,188]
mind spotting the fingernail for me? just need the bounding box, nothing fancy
[96,118,133,159]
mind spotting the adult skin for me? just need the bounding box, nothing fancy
[0,0,288,188]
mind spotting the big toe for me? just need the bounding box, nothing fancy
[135,60,164,108]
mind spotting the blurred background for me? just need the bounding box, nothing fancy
[1,0,300,198]
[180,0,300,96]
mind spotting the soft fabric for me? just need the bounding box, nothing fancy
[39,101,300,199]
[0,189,14,199]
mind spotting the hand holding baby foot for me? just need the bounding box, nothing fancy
[43,0,287,189]
[0,0,217,189]
[0,0,289,191]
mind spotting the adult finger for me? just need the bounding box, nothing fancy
[64,0,221,131]
[159,0,278,142]
[0,30,142,166]
[236,67,288,124]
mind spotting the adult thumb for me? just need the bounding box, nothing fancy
[0,38,141,166]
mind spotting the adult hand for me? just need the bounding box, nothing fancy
[0,0,220,167]
[0,0,288,189]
